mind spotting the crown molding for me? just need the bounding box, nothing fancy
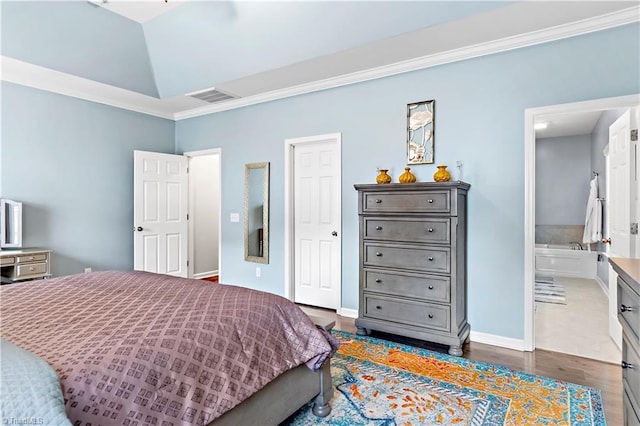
[174,5,639,120]
[2,5,638,122]
[1,56,175,120]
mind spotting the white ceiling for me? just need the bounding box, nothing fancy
[2,1,638,120]
[535,111,604,139]
[90,0,186,23]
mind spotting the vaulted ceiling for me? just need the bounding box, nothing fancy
[1,1,638,119]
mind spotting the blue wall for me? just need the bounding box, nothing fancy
[1,82,175,276]
[535,135,591,225]
[176,23,640,340]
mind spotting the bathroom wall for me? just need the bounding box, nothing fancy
[535,134,591,245]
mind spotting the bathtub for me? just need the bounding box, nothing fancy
[535,244,598,279]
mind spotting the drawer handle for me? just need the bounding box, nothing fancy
[376,306,382,310]
[29,256,35,260]
[428,285,434,290]
[622,361,634,369]
[375,199,382,204]
[376,252,383,257]
[375,226,382,231]
[428,314,434,319]
[375,279,382,283]
[29,266,35,271]
[620,304,634,312]
[427,228,434,233]
[427,199,434,204]
[428,256,434,261]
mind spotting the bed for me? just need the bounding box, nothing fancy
[0,271,338,425]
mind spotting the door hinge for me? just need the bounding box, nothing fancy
[187,214,189,220]
[632,129,638,142]
[631,223,639,235]
[187,260,189,267]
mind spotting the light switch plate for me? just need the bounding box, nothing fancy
[230,213,240,223]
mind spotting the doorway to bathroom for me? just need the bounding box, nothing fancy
[524,94,639,363]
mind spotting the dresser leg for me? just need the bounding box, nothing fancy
[448,345,463,357]
[356,327,370,336]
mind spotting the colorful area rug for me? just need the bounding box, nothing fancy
[535,276,567,305]
[284,331,605,425]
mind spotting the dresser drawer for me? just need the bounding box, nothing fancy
[364,269,450,303]
[363,293,450,332]
[362,191,450,214]
[619,276,640,346]
[0,256,15,266]
[364,217,450,244]
[364,242,450,274]
[16,262,47,278]
[16,253,48,263]
[623,337,640,417]
[624,388,640,426]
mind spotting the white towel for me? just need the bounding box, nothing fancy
[583,176,602,244]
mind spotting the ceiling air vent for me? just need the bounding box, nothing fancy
[187,88,239,104]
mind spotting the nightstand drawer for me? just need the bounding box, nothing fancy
[0,256,15,266]
[16,253,47,263]
[364,269,450,303]
[16,262,47,278]
[362,191,450,214]
[364,217,450,244]
[364,242,450,274]
[364,294,450,332]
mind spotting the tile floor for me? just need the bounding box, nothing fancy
[535,276,621,364]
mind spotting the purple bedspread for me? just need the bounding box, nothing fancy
[0,271,337,425]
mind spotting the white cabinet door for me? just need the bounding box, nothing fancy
[134,150,188,277]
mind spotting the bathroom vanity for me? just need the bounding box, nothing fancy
[609,257,640,426]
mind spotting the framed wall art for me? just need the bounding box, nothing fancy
[407,100,434,165]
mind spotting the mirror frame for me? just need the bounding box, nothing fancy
[244,162,269,264]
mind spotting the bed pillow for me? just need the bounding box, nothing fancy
[0,338,71,426]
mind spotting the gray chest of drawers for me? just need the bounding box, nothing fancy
[354,181,470,356]
[610,257,640,426]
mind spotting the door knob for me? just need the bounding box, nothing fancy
[135,226,143,232]
[332,231,338,236]
[602,237,611,244]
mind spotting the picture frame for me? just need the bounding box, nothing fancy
[407,100,435,165]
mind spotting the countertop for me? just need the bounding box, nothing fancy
[609,257,640,288]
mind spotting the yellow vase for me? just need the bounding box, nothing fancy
[376,169,392,184]
[398,167,416,184]
[433,165,451,182]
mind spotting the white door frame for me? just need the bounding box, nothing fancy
[284,133,342,308]
[523,94,640,351]
[183,148,222,280]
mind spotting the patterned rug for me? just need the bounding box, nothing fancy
[535,275,567,305]
[284,331,605,425]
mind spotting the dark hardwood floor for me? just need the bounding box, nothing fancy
[299,306,622,425]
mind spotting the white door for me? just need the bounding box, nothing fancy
[293,137,341,309]
[134,150,189,277]
[607,110,632,349]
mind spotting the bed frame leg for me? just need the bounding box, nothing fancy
[311,359,333,417]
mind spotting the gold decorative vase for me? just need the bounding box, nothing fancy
[433,165,451,182]
[398,167,416,183]
[376,169,392,184]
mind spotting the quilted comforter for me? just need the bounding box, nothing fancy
[0,271,337,425]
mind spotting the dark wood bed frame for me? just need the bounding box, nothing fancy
[210,316,335,425]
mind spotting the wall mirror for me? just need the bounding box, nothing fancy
[244,162,269,264]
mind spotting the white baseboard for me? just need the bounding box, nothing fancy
[595,275,608,296]
[337,307,358,318]
[193,270,218,279]
[470,331,526,352]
